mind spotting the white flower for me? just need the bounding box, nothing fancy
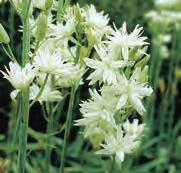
[97,126,141,163]
[48,19,76,39]
[1,62,35,90]
[103,68,153,115]
[145,10,181,26]
[123,119,145,139]
[75,89,117,138]
[83,5,110,33]
[155,0,181,6]
[63,5,81,21]
[34,47,75,76]
[157,34,171,43]
[55,65,85,88]
[108,22,148,60]
[85,45,126,85]
[30,83,63,103]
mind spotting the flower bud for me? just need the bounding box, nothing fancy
[135,55,150,68]
[0,24,10,44]
[45,0,53,9]
[134,46,148,61]
[141,65,149,83]
[34,13,48,41]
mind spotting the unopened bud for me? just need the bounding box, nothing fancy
[135,55,150,68]
[0,24,10,44]
[45,0,53,9]
[141,65,149,83]
[35,13,48,41]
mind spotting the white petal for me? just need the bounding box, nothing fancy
[138,86,153,97]
[116,150,125,163]
[122,46,129,61]
[130,95,145,115]
[116,94,128,109]
[10,89,20,101]
[84,58,100,69]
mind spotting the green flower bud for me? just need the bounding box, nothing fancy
[0,24,10,44]
[34,13,48,42]
[45,0,53,9]
[134,46,148,61]
[141,65,149,83]
[135,55,150,68]
[89,133,104,149]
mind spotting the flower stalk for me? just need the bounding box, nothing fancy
[60,86,76,173]
[17,89,30,173]
[17,0,31,173]
[45,103,54,173]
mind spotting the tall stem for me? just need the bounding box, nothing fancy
[60,86,76,173]
[45,104,54,173]
[110,158,116,173]
[17,1,31,173]
[17,90,30,173]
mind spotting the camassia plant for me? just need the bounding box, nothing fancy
[0,0,153,172]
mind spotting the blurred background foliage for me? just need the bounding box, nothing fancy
[0,0,181,173]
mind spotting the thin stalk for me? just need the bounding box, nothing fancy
[109,157,116,173]
[45,103,54,173]
[60,86,76,173]
[30,74,49,107]
[17,89,30,173]
[1,44,17,62]
[159,28,176,144]
[17,1,31,173]
[21,0,31,66]
[8,5,15,50]
[57,0,64,22]
[167,27,179,141]
[7,44,16,59]
[53,99,65,130]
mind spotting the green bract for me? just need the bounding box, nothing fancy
[0,24,10,44]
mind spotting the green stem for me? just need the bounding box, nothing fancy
[57,0,64,22]
[17,1,31,173]
[45,104,54,173]
[53,99,65,130]
[21,0,31,66]
[1,44,16,62]
[109,157,116,173]
[60,86,76,173]
[17,89,30,173]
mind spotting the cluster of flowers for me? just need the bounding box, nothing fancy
[0,0,153,164]
[145,0,181,59]
[74,6,153,164]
